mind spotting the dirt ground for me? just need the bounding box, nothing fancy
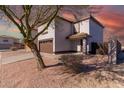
[0,55,124,88]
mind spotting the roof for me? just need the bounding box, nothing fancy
[56,16,74,23]
[67,32,91,40]
[74,15,104,28]
[0,35,19,40]
[57,13,104,28]
[58,10,77,23]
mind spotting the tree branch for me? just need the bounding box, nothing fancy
[0,6,26,37]
[32,6,60,41]
[31,6,51,29]
[23,5,32,39]
[5,6,20,21]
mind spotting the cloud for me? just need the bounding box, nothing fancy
[60,10,77,21]
[97,13,124,28]
[0,25,6,30]
[89,5,104,14]
[9,27,19,32]
[94,5,124,45]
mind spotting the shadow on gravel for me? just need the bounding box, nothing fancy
[73,64,102,73]
[46,62,102,74]
[46,63,63,68]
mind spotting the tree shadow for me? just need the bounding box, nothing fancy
[45,62,103,74]
[45,63,64,68]
[74,64,102,73]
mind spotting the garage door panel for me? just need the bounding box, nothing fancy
[39,40,53,53]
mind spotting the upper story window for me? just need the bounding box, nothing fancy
[3,39,8,42]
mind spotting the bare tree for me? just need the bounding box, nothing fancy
[0,5,60,70]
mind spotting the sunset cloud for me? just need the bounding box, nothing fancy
[0,25,6,30]
[9,27,19,32]
[60,10,76,21]
[0,5,124,44]
[94,5,124,44]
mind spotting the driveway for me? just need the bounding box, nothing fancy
[1,52,34,64]
[0,49,59,64]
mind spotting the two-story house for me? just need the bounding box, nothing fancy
[38,15,104,54]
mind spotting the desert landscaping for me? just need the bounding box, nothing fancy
[0,50,124,88]
[0,5,124,88]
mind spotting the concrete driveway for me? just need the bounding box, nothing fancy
[0,50,59,64]
[1,52,34,64]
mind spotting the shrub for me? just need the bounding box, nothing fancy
[59,54,83,73]
[96,43,108,55]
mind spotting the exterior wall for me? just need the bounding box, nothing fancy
[0,37,19,49]
[0,37,15,44]
[38,17,103,53]
[55,18,75,52]
[89,19,103,43]
[38,20,55,52]
[74,19,90,34]
[89,19,103,51]
[74,23,80,33]
[73,19,90,52]
[74,18,103,52]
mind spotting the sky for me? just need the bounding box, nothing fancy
[0,5,124,45]
[94,5,124,44]
[0,19,23,39]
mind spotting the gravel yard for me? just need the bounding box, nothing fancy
[0,53,124,88]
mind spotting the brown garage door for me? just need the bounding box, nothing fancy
[39,39,53,53]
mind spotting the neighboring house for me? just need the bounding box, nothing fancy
[0,35,20,49]
[38,15,104,54]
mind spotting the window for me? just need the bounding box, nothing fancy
[3,39,8,42]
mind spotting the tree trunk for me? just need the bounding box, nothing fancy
[27,42,46,70]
